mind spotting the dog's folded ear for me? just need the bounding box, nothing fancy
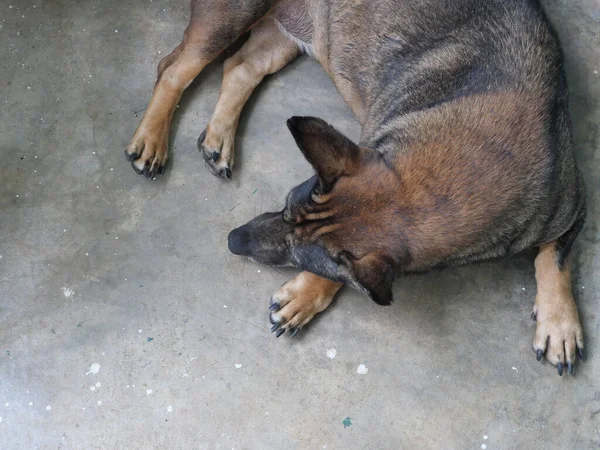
[287,116,361,191]
[339,251,395,305]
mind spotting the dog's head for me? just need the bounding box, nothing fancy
[228,117,407,305]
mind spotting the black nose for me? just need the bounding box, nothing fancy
[228,226,250,256]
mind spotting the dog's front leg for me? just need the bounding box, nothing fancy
[532,241,584,375]
[268,272,342,337]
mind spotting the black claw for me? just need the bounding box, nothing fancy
[577,347,584,361]
[557,362,563,376]
[142,166,151,179]
[567,362,573,375]
[125,149,139,162]
[536,349,543,361]
[289,328,299,338]
[275,328,285,338]
[224,168,232,179]
[270,323,280,333]
[269,303,280,312]
[197,129,207,148]
[157,165,165,175]
[531,312,537,321]
[211,151,220,162]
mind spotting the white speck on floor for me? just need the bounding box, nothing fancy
[235,364,242,369]
[45,405,51,411]
[61,286,74,298]
[29,402,32,406]
[512,366,518,372]
[0,417,2,424]
[90,386,96,391]
[326,348,337,359]
[182,373,189,378]
[357,364,368,375]
[483,435,488,440]
[146,389,153,395]
[521,287,526,291]
[223,305,228,308]
[166,405,173,413]
[97,400,102,406]
[95,382,101,388]
[481,445,487,449]
[138,329,142,333]
[86,363,100,375]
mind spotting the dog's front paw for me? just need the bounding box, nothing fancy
[125,125,169,179]
[268,272,342,338]
[532,294,584,376]
[198,128,233,180]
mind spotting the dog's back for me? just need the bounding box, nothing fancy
[274,0,585,268]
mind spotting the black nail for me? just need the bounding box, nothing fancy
[557,362,563,376]
[224,168,232,179]
[270,323,280,333]
[269,303,280,312]
[125,149,138,162]
[275,328,285,338]
[197,129,207,148]
[577,347,584,361]
[567,362,573,375]
[157,166,165,175]
[211,151,220,162]
[531,312,537,321]
[289,328,299,338]
[536,349,543,361]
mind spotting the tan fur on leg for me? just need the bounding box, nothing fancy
[199,18,300,178]
[532,242,584,375]
[269,272,342,337]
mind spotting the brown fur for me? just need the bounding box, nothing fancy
[125,0,586,374]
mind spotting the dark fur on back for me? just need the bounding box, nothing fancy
[276,0,586,266]
[228,0,585,302]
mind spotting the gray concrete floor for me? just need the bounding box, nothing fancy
[0,1,599,449]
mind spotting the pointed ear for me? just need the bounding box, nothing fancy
[287,116,361,190]
[340,252,395,305]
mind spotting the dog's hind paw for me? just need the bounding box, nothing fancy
[198,128,233,180]
[125,125,169,179]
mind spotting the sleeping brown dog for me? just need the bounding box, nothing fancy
[125,0,586,376]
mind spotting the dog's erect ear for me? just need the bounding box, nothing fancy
[287,116,361,190]
[339,252,395,305]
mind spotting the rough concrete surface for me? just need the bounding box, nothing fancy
[0,1,599,449]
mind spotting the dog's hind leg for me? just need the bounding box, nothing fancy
[268,272,343,337]
[125,0,282,178]
[531,237,584,376]
[198,18,300,179]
